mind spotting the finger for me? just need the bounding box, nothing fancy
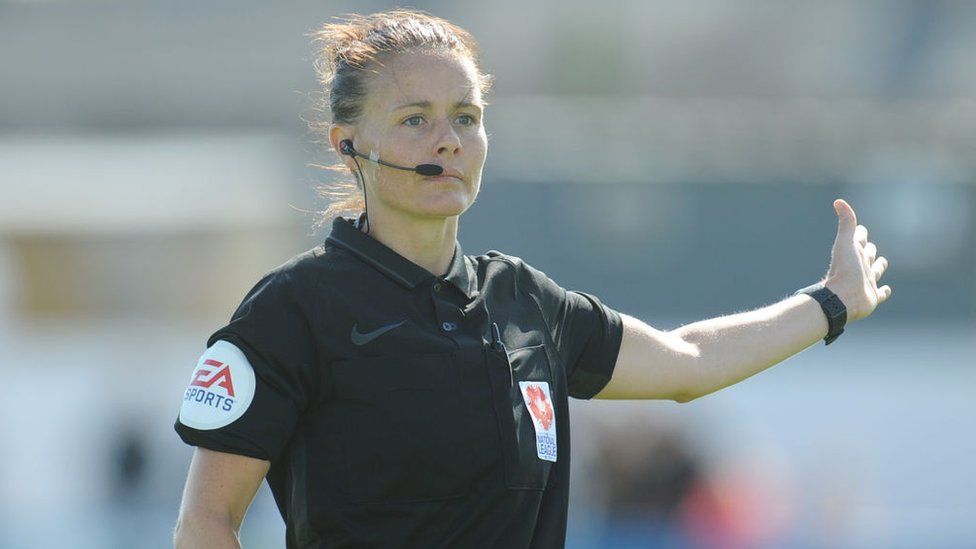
[854,225,868,247]
[834,199,857,238]
[879,284,892,302]
[864,242,877,262]
[872,256,887,281]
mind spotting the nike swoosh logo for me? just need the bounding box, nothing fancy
[351,319,407,346]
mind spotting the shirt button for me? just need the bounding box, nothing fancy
[441,321,457,332]
[433,282,442,292]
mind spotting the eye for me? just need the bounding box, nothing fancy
[455,114,478,126]
[403,115,424,127]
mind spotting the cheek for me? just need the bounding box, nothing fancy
[374,172,414,201]
[470,129,488,157]
[468,177,482,199]
[360,162,381,183]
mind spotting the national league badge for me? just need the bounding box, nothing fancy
[518,381,557,462]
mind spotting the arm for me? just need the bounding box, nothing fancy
[667,292,829,400]
[595,198,891,402]
[593,312,702,402]
[173,447,270,549]
[595,295,828,401]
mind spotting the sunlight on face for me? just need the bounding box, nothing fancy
[355,50,488,220]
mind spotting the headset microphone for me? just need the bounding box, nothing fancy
[339,139,444,176]
[338,139,446,235]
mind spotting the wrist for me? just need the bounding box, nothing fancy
[793,280,847,345]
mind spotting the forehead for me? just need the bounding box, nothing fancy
[366,50,482,110]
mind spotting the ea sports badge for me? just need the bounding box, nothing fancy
[518,381,557,462]
[179,340,256,430]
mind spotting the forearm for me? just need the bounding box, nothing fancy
[673,291,829,400]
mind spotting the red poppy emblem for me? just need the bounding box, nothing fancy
[525,383,554,430]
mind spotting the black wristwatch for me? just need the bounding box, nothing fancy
[793,281,847,345]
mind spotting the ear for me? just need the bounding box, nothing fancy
[329,124,357,170]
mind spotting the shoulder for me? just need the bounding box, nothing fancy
[247,242,355,299]
[221,245,342,327]
[472,250,563,296]
[470,249,529,281]
[208,246,334,347]
[474,249,533,273]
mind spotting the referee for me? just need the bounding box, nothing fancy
[173,9,892,549]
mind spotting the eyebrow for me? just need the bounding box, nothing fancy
[392,100,482,112]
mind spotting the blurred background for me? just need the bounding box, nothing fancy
[1,0,974,547]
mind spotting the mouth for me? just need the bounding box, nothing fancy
[423,174,463,182]
[422,167,464,182]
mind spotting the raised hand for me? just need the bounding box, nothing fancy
[824,199,892,322]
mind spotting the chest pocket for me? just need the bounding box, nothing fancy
[330,348,498,505]
[486,342,557,490]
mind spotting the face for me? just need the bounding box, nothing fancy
[331,50,488,221]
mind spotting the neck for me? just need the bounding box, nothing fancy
[361,207,458,278]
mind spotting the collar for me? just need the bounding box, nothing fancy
[325,213,475,299]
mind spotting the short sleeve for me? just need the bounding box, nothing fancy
[174,270,319,461]
[517,260,624,399]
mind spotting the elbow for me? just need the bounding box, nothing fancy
[173,512,239,549]
[173,517,190,549]
[173,523,186,549]
[173,515,201,549]
[670,330,702,404]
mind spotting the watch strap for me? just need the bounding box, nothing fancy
[793,282,847,345]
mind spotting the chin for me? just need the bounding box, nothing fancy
[417,205,468,219]
[416,193,474,218]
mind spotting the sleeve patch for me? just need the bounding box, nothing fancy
[179,340,256,430]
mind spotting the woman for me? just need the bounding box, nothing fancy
[173,9,891,548]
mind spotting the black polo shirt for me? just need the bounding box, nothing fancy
[175,213,624,548]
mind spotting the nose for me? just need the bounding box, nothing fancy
[434,119,462,157]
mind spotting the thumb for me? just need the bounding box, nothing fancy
[834,198,856,237]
